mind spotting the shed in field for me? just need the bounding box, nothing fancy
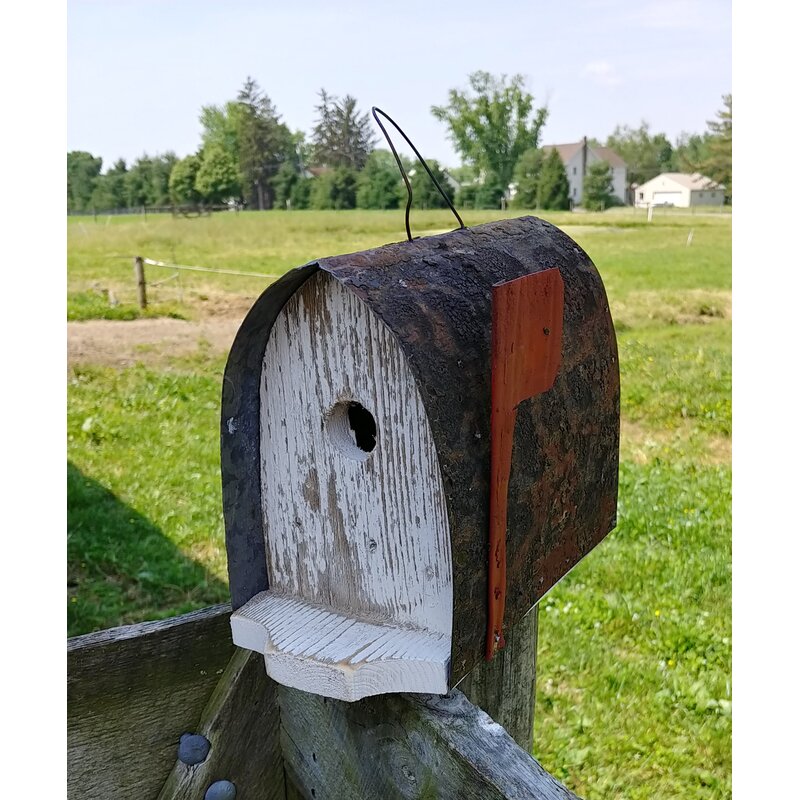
[634,172,724,208]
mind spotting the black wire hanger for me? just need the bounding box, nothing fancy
[371,106,466,242]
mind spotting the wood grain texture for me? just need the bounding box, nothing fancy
[68,605,234,800]
[157,649,284,800]
[460,605,539,752]
[278,686,581,800]
[488,270,564,658]
[261,270,452,637]
[231,592,449,700]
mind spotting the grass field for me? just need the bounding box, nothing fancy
[67,207,731,799]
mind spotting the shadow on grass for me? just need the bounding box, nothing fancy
[67,461,228,636]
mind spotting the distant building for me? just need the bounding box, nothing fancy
[303,166,333,179]
[634,173,725,208]
[542,139,627,205]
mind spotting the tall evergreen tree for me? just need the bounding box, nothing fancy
[311,90,376,170]
[536,150,570,210]
[512,148,545,208]
[583,161,614,210]
[695,94,732,201]
[236,77,294,209]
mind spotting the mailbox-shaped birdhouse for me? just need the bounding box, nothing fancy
[222,216,619,702]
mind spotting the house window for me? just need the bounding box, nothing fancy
[573,167,577,175]
[638,191,643,200]
[573,187,577,197]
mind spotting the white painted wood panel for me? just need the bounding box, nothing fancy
[231,592,449,701]
[242,270,453,698]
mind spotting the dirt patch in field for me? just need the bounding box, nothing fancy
[621,419,731,465]
[613,289,731,330]
[68,315,245,369]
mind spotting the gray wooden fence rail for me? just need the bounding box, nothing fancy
[68,604,578,800]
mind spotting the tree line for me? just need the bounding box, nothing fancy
[67,73,732,214]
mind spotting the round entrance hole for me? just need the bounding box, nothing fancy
[326,400,377,461]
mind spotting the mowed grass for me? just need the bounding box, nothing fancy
[67,208,731,799]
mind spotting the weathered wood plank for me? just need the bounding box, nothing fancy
[460,605,539,751]
[68,605,235,799]
[261,271,452,638]
[278,686,580,800]
[232,592,449,701]
[157,649,284,800]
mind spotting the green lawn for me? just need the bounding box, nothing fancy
[67,207,731,799]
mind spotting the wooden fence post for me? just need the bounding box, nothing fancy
[134,256,147,310]
[68,605,581,800]
[459,605,538,751]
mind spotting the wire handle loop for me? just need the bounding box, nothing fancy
[371,106,466,242]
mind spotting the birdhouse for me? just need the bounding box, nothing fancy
[221,216,619,702]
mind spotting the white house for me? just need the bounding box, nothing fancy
[634,173,724,208]
[541,139,627,205]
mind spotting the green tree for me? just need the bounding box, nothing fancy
[272,162,300,209]
[124,153,177,207]
[310,167,359,210]
[199,102,242,164]
[67,151,102,211]
[431,71,548,197]
[195,144,240,203]
[311,90,376,170]
[290,176,312,209]
[695,94,732,201]
[356,150,401,209]
[674,132,711,173]
[169,154,203,205]
[536,150,570,210]
[402,159,451,210]
[605,122,675,186]
[90,158,128,210]
[583,161,614,210]
[236,77,294,209]
[512,148,545,208]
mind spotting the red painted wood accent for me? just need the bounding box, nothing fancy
[487,269,564,659]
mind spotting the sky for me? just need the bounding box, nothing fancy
[68,0,731,170]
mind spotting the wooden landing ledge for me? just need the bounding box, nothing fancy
[230,591,450,701]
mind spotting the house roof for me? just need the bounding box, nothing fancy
[592,146,626,169]
[542,141,626,169]
[542,142,583,163]
[650,172,723,190]
[638,172,723,192]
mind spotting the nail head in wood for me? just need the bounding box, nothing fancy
[177,733,211,766]
[204,779,236,800]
